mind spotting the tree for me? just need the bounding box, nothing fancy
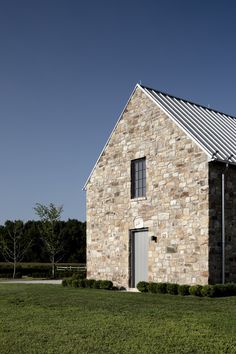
[22,220,47,262]
[0,220,32,278]
[34,203,64,277]
[61,219,86,263]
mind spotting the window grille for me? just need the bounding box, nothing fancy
[131,158,146,198]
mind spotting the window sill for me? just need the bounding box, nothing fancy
[130,197,147,202]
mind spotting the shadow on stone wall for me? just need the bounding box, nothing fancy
[208,162,236,284]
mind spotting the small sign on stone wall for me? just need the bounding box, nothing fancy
[134,217,144,229]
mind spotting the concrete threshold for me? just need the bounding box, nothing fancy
[126,288,139,292]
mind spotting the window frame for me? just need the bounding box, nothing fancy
[131,157,146,199]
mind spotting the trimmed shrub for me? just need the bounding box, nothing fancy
[66,278,73,287]
[193,284,236,297]
[84,279,96,288]
[101,280,113,290]
[89,279,114,289]
[225,283,236,296]
[213,284,236,297]
[119,286,126,291]
[148,282,158,293]
[178,284,190,296]
[72,279,80,288]
[147,282,167,294]
[71,279,86,288]
[137,281,149,292]
[62,277,93,288]
[201,285,216,297]
[99,280,113,290]
[189,285,203,296]
[61,277,236,297]
[93,280,102,289]
[213,284,226,297]
[62,279,68,287]
[156,282,168,294]
[78,279,86,288]
[167,283,178,295]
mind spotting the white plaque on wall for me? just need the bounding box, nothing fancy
[134,217,144,229]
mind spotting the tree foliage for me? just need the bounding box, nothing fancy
[34,203,63,223]
[0,219,86,265]
[0,220,32,278]
[34,203,64,277]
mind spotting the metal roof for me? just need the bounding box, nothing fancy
[83,84,236,190]
[140,84,236,164]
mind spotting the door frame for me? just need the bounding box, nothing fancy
[129,228,148,288]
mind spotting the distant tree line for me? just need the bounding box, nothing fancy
[0,219,86,264]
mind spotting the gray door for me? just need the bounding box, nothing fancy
[131,230,148,287]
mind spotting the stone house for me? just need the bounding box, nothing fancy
[84,84,236,288]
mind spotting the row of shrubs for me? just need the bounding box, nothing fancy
[62,275,113,290]
[0,264,86,279]
[137,281,236,297]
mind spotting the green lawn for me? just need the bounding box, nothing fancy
[0,285,236,354]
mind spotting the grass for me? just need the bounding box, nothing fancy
[0,285,236,354]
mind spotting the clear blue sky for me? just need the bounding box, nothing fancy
[1,0,236,223]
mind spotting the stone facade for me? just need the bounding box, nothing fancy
[86,86,214,288]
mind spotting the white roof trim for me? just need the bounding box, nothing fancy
[83,84,140,190]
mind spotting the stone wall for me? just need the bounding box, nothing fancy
[209,162,236,283]
[86,86,209,288]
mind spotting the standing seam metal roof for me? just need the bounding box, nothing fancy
[141,85,236,164]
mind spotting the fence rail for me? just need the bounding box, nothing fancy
[56,265,86,272]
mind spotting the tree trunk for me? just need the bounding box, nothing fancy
[52,254,55,278]
[13,261,16,279]
[13,237,16,279]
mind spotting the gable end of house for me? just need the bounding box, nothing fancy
[84,83,236,190]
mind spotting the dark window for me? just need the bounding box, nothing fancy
[131,158,146,198]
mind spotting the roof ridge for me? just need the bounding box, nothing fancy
[140,84,236,119]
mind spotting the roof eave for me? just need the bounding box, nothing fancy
[209,158,236,167]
